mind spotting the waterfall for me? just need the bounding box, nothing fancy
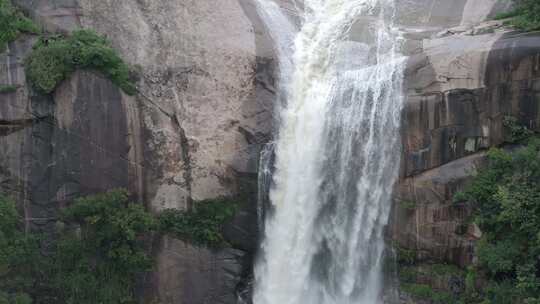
[253,0,405,303]
[257,142,275,231]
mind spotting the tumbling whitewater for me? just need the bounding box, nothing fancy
[253,0,405,303]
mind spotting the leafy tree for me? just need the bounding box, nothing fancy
[0,196,43,304]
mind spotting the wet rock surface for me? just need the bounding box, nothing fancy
[391,1,540,296]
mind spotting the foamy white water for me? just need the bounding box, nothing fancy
[253,0,405,303]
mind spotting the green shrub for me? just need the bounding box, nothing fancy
[0,190,238,303]
[25,30,136,95]
[402,283,434,299]
[465,267,477,293]
[0,196,43,304]
[495,0,540,31]
[53,189,155,304]
[0,190,156,304]
[11,293,31,304]
[483,280,522,304]
[503,116,533,143]
[0,85,17,93]
[395,245,417,265]
[0,0,39,50]
[402,283,455,304]
[400,200,417,211]
[457,137,540,303]
[158,198,238,247]
[398,266,417,283]
[430,263,463,277]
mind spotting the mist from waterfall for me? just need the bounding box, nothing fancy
[252,0,406,303]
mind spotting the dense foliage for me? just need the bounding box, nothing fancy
[496,0,540,31]
[0,0,39,50]
[455,137,540,304]
[1,4,136,96]
[503,116,534,143]
[51,189,155,304]
[0,190,238,303]
[0,190,155,304]
[0,196,42,304]
[397,261,463,304]
[398,118,540,304]
[0,85,17,93]
[25,30,136,95]
[158,198,238,247]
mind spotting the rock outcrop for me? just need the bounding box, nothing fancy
[1,0,275,303]
[3,0,540,303]
[389,0,540,296]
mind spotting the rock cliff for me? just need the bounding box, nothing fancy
[392,1,540,265]
[389,0,540,301]
[1,0,540,303]
[1,0,274,303]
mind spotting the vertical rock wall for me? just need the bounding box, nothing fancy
[1,0,275,303]
[4,0,540,302]
[390,0,540,281]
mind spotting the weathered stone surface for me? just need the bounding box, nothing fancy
[390,153,486,266]
[3,0,275,303]
[1,38,142,234]
[14,0,81,33]
[5,0,540,303]
[77,0,273,211]
[147,237,246,304]
[392,0,540,276]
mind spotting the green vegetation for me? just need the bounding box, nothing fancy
[2,1,135,96]
[495,0,540,31]
[453,114,540,303]
[0,0,39,50]
[0,195,42,304]
[52,189,155,304]
[0,190,238,303]
[25,30,136,95]
[399,199,417,211]
[158,198,238,247]
[401,283,454,304]
[402,117,540,303]
[395,244,417,265]
[430,263,463,277]
[0,84,17,93]
[0,190,154,303]
[503,116,534,143]
[398,263,464,304]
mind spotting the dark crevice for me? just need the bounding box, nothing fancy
[172,114,193,210]
[0,116,47,136]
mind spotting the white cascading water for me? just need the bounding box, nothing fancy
[253,0,405,303]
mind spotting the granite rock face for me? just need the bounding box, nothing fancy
[147,237,247,304]
[0,37,141,235]
[390,0,540,274]
[1,0,274,303]
[3,0,540,303]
